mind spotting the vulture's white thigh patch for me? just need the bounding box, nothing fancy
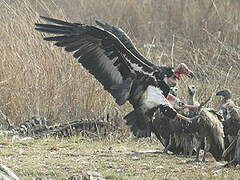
[143,86,172,109]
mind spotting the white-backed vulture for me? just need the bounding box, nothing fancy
[185,85,225,161]
[216,89,240,166]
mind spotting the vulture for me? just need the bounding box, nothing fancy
[191,108,225,161]
[152,87,198,155]
[216,89,240,166]
[167,85,200,156]
[35,17,194,138]
[185,86,225,161]
[157,85,200,156]
[216,89,240,137]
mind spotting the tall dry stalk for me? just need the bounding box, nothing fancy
[0,0,239,125]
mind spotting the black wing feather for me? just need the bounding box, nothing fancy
[95,20,157,68]
[35,16,156,105]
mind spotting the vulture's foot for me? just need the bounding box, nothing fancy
[194,158,200,162]
[202,158,207,162]
[163,148,170,154]
[163,135,173,154]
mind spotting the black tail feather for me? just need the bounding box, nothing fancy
[124,109,152,138]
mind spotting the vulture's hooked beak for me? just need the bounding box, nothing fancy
[173,63,195,80]
[216,89,232,99]
[216,90,225,96]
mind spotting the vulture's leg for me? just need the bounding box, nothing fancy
[195,136,202,162]
[164,134,172,154]
[183,136,188,156]
[226,131,240,167]
[184,133,194,157]
[202,137,207,162]
[187,135,194,157]
[202,137,210,162]
[195,146,200,161]
[202,152,206,162]
[234,134,240,165]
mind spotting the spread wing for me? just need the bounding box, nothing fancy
[35,16,157,105]
[95,20,157,68]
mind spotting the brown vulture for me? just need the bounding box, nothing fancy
[216,89,240,137]
[184,86,225,161]
[35,17,195,138]
[216,89,240,166]
[154,85,200,156]
[152,87,197,155]
[191,108,225,161]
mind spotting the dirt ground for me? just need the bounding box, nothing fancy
[0,134,240,180]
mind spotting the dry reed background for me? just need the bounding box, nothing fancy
[0,0,240,125]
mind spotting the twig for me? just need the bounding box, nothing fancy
[222,137,237,158]
[146,37,156,58]
[171,35,175,67]
[0,109,12,129]
[199,96,212,109]
[224,66,233,86]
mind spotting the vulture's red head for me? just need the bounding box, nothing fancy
[164,63,194,87]
[174,63,194,79]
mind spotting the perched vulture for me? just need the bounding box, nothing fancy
[155,85,200,156]
[152,87,196,155]
[35,17,194,138]
[216,89,240,165]
[191,108,225,161]
[185,86,225,161]
[167,85,200,156]
[216,89,240,137]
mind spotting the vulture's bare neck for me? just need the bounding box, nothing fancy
[188,91,200,117]
[188,92,198,106]
[217,97,234,111]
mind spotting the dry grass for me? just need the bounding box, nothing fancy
[0,135,240,179]
[0,0,118,125]
[0,0,240,125]
[0,1,240,177]
[1,1,240,179]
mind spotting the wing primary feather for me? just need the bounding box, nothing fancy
[40,16,78,27]
[95,20,156,69]
[44,36,69,41]
[36,17,157,106]
[35,23,75,31]
[35,27,71,34]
